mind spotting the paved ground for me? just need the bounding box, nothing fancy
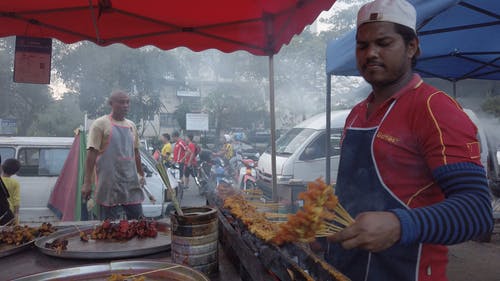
[180,182,500,280]
[448,198,500,281]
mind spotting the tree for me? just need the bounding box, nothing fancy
[203,84,267,139]
[27,92,84,136]
[0,37,53,135]
[482,96,500,118]
[53,42,186,135]
[173,101,190,131]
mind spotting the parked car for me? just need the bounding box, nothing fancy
[0,136,169,223]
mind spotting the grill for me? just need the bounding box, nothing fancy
[208,191,350,281]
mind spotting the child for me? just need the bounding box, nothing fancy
[1,158,21,223]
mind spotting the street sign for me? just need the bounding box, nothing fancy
[186,113,209,131]
[0,118,17,135]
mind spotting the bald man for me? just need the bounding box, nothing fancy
[82,91,146,220]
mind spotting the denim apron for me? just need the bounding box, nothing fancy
[326,103,421,281]
[95,116,143,206]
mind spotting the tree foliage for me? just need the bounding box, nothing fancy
[173,101,190,131]
[203,84,268,138]
[53,42,186,134]
[0,37,52,135]
[482,96,500,118]
[27,92,84,136]
[0,0,372,137]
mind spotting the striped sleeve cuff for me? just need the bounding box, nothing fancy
[390,162,493,245]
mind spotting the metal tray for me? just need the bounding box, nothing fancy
[12,260,210,281]
[0,239,35,258]
[0,224,51,258]
[35,222,171,259]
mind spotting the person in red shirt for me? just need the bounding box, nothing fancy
[183,134,199,188]
[172,131,187,187]
[326,1,493,281]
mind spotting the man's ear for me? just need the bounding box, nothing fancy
[408,37,420,58]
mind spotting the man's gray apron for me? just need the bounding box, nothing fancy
[95,117,144,206]
[326,102,421,281]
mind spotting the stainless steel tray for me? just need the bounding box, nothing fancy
[12,260,210,281]
[0,239,34,258]
[35,222,171,259]
[0,224,49,258]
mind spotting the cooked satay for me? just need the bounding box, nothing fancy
[88,218,159,242]
[272,179,354,245]
[0,223,56,246]
[223,194,279,242]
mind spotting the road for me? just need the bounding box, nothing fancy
[180,182,500,281]
[448,198,500,281]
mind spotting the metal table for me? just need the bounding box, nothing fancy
[1,235,240,281]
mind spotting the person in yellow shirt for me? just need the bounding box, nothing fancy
[161,133,173,167]
[1,158,21,223]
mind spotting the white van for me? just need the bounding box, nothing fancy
[257,109,491,197]
[256,110,350,195]
[0,137,169,223]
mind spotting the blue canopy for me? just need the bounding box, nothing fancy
[326,0,500,81]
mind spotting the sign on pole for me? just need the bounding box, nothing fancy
[186,113,209,131]
[0,118,17,135]
[14,36,52,84]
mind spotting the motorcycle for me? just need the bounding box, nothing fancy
[229,150,259,191]
[194,150,213,196]
[167,163,183,202]
[162,162,183,216]
[238,158,258,190]
[211,157,233,187]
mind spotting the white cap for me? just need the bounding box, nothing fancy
[357,0,416,32]
[224,134,231,142]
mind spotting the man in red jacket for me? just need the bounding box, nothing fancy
[326,1,493,280]
[172,131,187,188]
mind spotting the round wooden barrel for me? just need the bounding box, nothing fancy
[171,206,218,276]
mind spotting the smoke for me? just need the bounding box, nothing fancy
[425,78,500,148]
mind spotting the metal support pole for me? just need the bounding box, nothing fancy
[269,55,278,202]
[453,80,457,98]
[326,75,332,184]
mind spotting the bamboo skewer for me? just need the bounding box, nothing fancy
[324,222,344,232]
[155,163,183,216]
[243,194,263,199]
[334,204,355,224]
[4,217,16,226]
[264,212,289,219]
[124,265,182,280]
[248,201,283,206]
[73,224,83,233]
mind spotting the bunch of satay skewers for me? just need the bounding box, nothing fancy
[223,193,280,242]
[222,179,354,246]
[272,179,354,245]
[0,223,57,246]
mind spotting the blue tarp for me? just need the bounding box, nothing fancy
[326,0,500,81]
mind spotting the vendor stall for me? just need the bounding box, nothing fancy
[2,180,352,281]
[207,182,351,281]
[0,220,239,281]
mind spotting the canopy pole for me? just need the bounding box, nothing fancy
[326,75,332,184]
[269,55,278,202]
[453,80,457,98]
[88,0,101,43]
